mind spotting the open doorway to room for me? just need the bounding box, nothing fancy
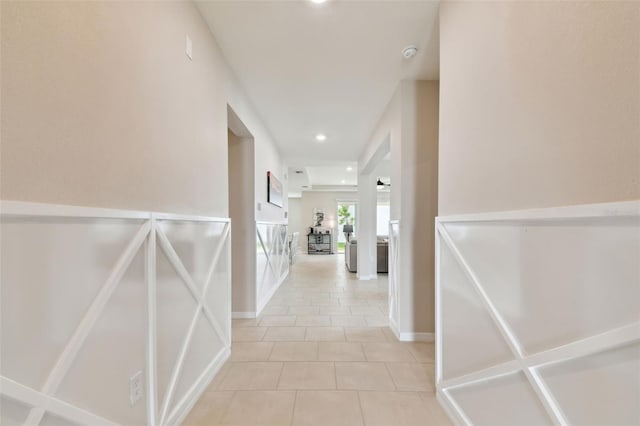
[227,106,256,318]
[337,201,356,253]
[355,135,392,281]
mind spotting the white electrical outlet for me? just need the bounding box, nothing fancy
[129,371,143,406]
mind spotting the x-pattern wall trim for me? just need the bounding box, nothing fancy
[156,222,230,426]
[256,222,289,314]
[435,200,640,426]
[23,221,152,426]
[0,201,232,426]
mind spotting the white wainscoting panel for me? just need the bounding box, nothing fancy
[435,201,640,426]
[1,396,32,426]
[1,201,231,426]
[388,221,400,336]
[256,222,289,315]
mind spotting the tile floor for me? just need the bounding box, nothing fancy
[184,254,452,426]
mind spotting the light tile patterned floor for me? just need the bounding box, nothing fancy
[184,254,452,426]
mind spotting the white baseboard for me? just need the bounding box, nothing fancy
[232,312,257,319]
[358,274,377,281]
[399,332,435,342]
[167,346,231,426]
[388,316,435,342]
[256,269,289,316]
[389,316,401,339]
[437,389,465,425]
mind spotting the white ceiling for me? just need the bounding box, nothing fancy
[197,0,440,165]
[287,162,357,195]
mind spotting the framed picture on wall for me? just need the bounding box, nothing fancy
[267,171,283,208]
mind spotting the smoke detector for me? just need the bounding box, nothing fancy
[402,45,418,59]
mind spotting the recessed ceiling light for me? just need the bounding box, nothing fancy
[341,180,346,184]
[346,166,353,172]
[315,134,327,142]
[311,0,326,3]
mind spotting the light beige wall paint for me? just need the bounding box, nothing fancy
[399,80,439,335]
[358,80,439,334]
[359,89,402,220]
[228,131,256,313]
[300,191,358,253]
[1,1,284,217]
[439,1,640,215]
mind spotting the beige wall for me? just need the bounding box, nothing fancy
[228,131,256,314]
[359,88,402,220]
[358,80,439,335]
[439,1,640,215]
[399,81,439,335]
[1,1,284,217]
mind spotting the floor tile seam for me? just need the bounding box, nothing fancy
[356,389,367,426]
[406,346,423,363]
[289,390,298,426]
[383,362,400,392]
[214,389,236,426]
[275,358,286,390]
[266,339,277,360]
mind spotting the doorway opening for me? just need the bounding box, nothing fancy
[337,202,356,253]
[227,106,256,317]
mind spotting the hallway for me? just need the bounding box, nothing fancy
[184,254,451,426]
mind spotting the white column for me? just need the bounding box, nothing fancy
[357,171,377,280]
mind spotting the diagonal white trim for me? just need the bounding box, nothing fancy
[434,202,640,426]
[255,223,290,316]
[156,223,231,426]
[1,201,232,426]
[165,347,231,426]
[199,224,232,347]
[437,223,525,359]
[156,230,230,357]
[156,222,231,349]
[158,306,201,426]
[524,322,640,369]
[1,376,118,426]
[438,360,522,391]
[440,389,473,426]
[24,220,151,426]
[256,226,278,292]
[524,368,567,426]
[437,222,568,425]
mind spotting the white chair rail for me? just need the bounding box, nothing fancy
[1,201,232,426]
[435,200,640,426]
